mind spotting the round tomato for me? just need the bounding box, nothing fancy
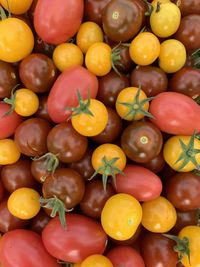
[0,229,60,267]
[101,193,142,240]
[7,188,40,220]
[53,43,84,72]
[129,32,160,65]
[76,21,104,53]
[34,0,84,44]
[159,39,186,73]
[0,139,20,165]
[47,66,98,123]
[0,0,33,14]
[81,255,113,267]
[0,17,34,63]
[163,134,200,172]
[141,196,177,233]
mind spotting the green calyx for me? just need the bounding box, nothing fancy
[163,234,191,265]
[192,48,200,69]
[143,0,154,16]
[117,86,155,120]
[90,156,125,192]
[40,196,67,229]
[175,133,200,170]
[0,7,7,20]
[3,84,20,116]
[111,43,130,76]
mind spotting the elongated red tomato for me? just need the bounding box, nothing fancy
[0,103,23,140]
[34,0,84,44]
[47,66,98,123]
[42,214,107,263]
[0,229,60,267]
[115,165,162,202]
[149,92,200,135]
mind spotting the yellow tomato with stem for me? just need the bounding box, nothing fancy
[81,255,113,267]
[76,21,104,54]
[129,32,160,65]
[7,188,41,219]
[53,43,84,72]
[159,39,186,73]
[116,87,154,121]
[141,196,177,233]
[0,139,20,165]
[0,0,33,14]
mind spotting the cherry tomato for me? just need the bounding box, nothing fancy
[30,210,50,234]
[141,196,177,233]
[129,32,160,65]
[174,0,200,16]
[35,94,52,122]
[81,255,113,267]
[172,209,198,234]
[101,193,142,240]
[140,152,165,173]
[0,0,34,14]
[8,188,40,220]
[0,139,20,165]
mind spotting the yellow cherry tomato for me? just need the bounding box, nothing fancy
[163,135,200,172]
[0,0,33,14]
[150,2,181,38]
[116,87,152,121]
[53,43,84,72]
[7,188,41,220]
[71,99,108,137]
[142,196,177,233]
[101,193,142,241]
[81,255,113,267]
[159,39,186,73]
[76,21,104,54]
[178,226,200,267]
[0,139,20,165]
[129,32,160,65]
[0,17,34,63]
[85,42,112,76]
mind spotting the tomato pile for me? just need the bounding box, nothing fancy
[0,0,200,266]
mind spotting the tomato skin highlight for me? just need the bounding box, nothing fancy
[149,92,200,135]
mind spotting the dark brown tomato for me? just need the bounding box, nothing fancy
[121,121,163,163]
[175,15,200,51]
[0,199,29,233]
[14,118,52,157]
[102,0,143,42]
[97,71,130,108]
[141,232,178,267]
[140,151,165,174]
[184,50,196,67]
[19,53,57,93]
[68,147,94,180]
[34,36,55,57]
[174,0,200,16]
[130,66,168,97]
[30,209,50,234]
[0,180,5,202]
[1,159,37,193]
[35,94,53,122]
[84,0,111,25]
[42,168,85,209]
[31,158,53,183]
[47,122,88,164]
[165,172,200,211]
[0,61,19,99]
[28,0,38,22]
[172,209,198,235]
[91,107,122,144]
[169,67,200,99]
[80,179,115,218]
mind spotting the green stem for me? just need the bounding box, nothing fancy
[0,7,7,20]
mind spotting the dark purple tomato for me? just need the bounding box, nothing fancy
[169,67,200,99]
[0,199,29,233]
[31,158,55,184]
[174,0,200,16]
[0,180,5,202]
[102,0,143,42]
[35,94,53,122]
[42,168,85,210]
[165,172,200,211]
[130,66,168,97]
[34,36,55,57]
[80,179,115,218]
[84,0,111,25]
[97,71,130,108]
[139,152,165,174]
[172,209,198,234]
[68,147,94,180]
[14,118,52,157]
[28,0,38,22]
[19,53,57,93]
[91,107,122,144]
[175,15,200,51]
[141,233,178,267]
[47,122,88,163]
[1,159,37,193]
[0,61,19,99]
[30,209,50,234]
[121,121,163,163]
